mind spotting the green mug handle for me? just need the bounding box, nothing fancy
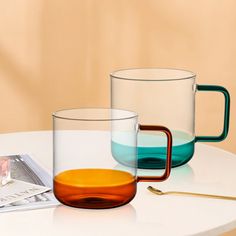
[195,85,230,142]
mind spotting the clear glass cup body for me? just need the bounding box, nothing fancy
[53,108,172,209]
[111,68,230,169]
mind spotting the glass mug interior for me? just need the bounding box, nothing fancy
[111,68,230,169]
[53,108,172,209]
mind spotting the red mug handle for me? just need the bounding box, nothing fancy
[137,125,173,182]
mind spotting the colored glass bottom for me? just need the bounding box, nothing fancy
[112,131,195,169]
[54,169,136,209]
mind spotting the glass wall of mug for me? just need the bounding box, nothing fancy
[111,68,230,169]
[53,108,172,209]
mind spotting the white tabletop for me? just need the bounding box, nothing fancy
[0,131,236,236]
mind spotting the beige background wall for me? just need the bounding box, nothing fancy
[0,0,235,155]
[0,1,236,235]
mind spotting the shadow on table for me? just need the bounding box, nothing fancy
[53,203,136,225]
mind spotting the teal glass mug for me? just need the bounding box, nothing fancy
[111,68,230,169]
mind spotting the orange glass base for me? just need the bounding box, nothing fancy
[54,169,136,209]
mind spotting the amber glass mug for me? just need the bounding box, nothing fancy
[53,108,172,209]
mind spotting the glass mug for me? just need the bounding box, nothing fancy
[53,108,172,209]
[111,68,230,169]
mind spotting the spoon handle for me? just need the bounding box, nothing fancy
[166,191,236,201]
[148,186,236,201]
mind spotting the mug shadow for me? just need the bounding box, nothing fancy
[53,203,137,226]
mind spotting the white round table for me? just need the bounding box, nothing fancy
[0,131,236,236]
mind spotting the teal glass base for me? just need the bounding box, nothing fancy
[112,131,195,169]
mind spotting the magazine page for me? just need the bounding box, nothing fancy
[0,154,59,213]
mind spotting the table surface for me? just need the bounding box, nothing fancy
[0,131,236,236]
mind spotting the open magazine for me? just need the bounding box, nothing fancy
[0,154,59,213]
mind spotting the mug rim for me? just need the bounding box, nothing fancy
[52,108,138,121]
[110,67,196,82]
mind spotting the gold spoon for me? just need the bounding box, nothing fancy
[147,186,236,201]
